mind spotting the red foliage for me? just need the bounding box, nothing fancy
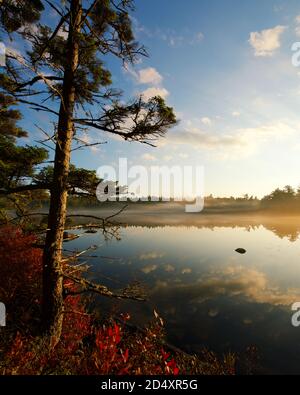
[90,319,180,375]
[0,226,42,300]
[92,322,129,374]
[0,226,181,375]
[0,226,42,329]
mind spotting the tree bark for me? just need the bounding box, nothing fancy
[42,0,82,346]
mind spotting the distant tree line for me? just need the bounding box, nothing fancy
[261,185,300,212]
[9,186,300,212]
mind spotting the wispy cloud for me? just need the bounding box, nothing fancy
[190,31,205,45]
[159,29,205,47]
[131,16,204,48]
[164,120,297,159]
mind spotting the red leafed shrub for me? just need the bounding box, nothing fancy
[92,322,128,374]
[0,226,182,375]
[87,315,181,375]
[0,226,42,331]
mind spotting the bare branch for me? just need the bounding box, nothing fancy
[14,75,63,91]
[34,139,55,151]
[71,141,107,152]
[17,99,59,117]
[63,273,146,301]
[66,204,128,223]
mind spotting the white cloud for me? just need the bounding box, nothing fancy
[19,23,40,35]
[138,67,163,85]
[141,153,157,161]
[22,21,68,39]
[57,25,68,40]
[201,117,212,126]
[232,111,241,117]
[249,25,286,56]
[141,86,169,100]
[296,15,300,24]
[76,134,103,154]
[125,65,163,85]
[124,64,169,100]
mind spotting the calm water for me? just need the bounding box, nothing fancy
[66,222,300,374]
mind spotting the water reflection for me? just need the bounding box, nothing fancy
[67,219,300,374]
[150,265,300,307]
[124,217,300,243]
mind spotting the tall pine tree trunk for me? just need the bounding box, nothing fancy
[42,0,82,345]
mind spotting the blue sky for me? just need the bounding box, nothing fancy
[6,0,300,197]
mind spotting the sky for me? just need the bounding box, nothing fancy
[6,0,300,198]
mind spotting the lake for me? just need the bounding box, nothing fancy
[65,216,300,374]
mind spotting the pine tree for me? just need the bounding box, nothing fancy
[0,0,177,345]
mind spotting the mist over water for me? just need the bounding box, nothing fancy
[66,212,300,374]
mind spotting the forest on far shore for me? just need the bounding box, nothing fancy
[2,184,299,213]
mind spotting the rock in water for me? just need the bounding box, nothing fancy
[235,248,246,254]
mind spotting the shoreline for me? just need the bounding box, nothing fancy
[62,204,300,230]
